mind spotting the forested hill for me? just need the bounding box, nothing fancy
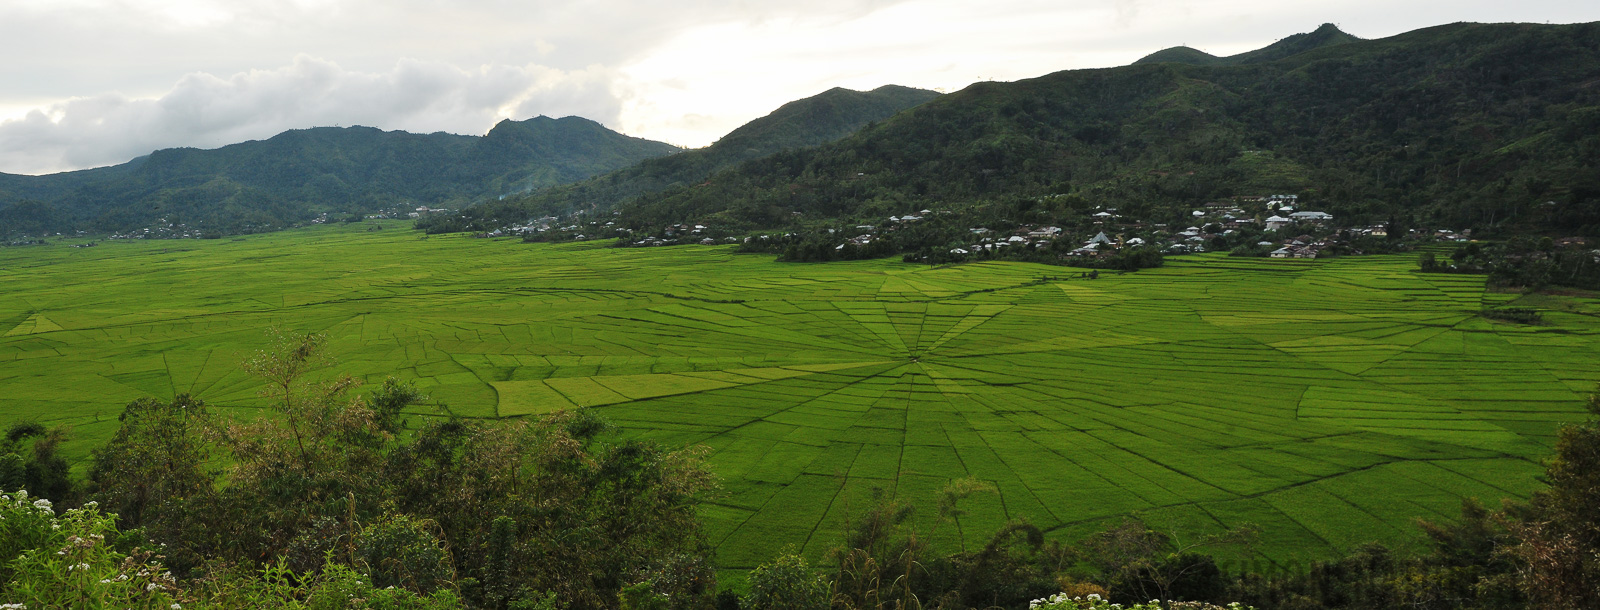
[1133,23,1363,66]
[0,116,679,237]
[582,21,1600,235]
[416,85,940,233]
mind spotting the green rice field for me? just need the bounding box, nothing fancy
[3,222,1597,571]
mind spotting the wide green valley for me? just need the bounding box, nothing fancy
[3,224,1591,573]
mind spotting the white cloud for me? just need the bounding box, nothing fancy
[617,1,1182,147]
[0,56,625,175]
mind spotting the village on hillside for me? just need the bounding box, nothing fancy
[495,191,1507,268]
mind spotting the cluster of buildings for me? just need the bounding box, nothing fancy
[1265,211,1333,230]
[1067,232,1146,256]
[837,233,876,250]
[500,216,561,235]
[934,195,1345,259]
[949,226,1064,255]
[1237,194,1301,209]
[623,223,732,247]
[107,221,214,240]
[1010,195,1348,259]
[1267,234,1335,258]
[406,206,452,219]
[4,229,90,246]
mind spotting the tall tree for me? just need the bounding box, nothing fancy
[1508,388,1600,608]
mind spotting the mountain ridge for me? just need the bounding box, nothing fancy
[1133,23,1364,66]
[578,21,1600,237]
[417,84,940,233]
[0,115,679,236]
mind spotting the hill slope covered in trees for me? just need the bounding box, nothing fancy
[1133,23,1363,66]
[0,116,680,236]
[506,22,1600,237]
[417,85,941,233]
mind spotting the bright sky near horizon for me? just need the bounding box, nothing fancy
[1,0,1597,175]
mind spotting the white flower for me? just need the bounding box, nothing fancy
[1088,594,1102,601]
[147,583,161,591]
[171,604,182,610]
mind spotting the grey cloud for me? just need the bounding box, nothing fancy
[0,0,918,173]
[0,0,918,83]
[0,56,626,175]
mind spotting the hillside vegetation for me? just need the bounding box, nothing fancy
[511,22,1600,236]
[417,85,940,233]
[1132,23,1363,66]
[0,116,679,236]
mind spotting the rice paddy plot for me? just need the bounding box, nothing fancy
[1,223,1595,570]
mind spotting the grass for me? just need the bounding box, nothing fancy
[2,222,1597,571]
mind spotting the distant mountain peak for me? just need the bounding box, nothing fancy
[1134,23,1362,66]
[0,114,681,236]
[415,84,940,230]
[711,85,940,151]
[1132,46,1222,66]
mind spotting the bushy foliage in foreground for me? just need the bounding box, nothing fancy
[1,492,184,608]
[0,491,463,608]
[5,329,719,610]
[1030,592,1250,610]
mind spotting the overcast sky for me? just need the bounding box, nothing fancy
[2,0,1596,175]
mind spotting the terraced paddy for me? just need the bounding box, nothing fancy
[3,223,1597,571]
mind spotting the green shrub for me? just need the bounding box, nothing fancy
[744,553,830,610]
[1482,307,1542,324]
[619,580,671,610]
[193,559,464,609]
[0,490,60,585]
[355,513,455,594]
[1030,592,1253,609]
[1,496,181,608]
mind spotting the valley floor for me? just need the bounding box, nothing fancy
[1,223,1593,570]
